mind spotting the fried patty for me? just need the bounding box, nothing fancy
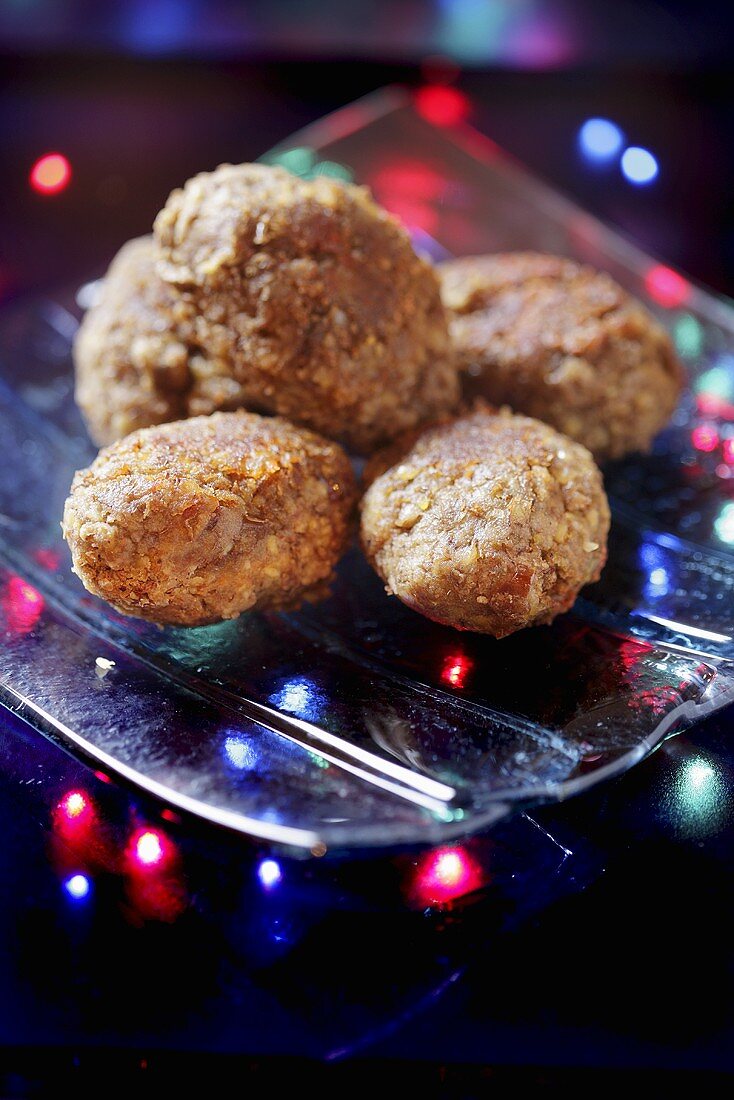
[360,405,610,637]
[75,166,460,453]
[62,411,357,626]
[438,252,684,462]
[74,236,200,445]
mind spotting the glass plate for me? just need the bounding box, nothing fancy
[1,88,733,853]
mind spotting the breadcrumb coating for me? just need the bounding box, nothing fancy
[360,405,610,637]
[439,252,684,462]
[62,411,357,625]
[74,236,199,445]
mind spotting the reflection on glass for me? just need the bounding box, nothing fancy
[714,502,734,545]
[412,845,483,906]
[223,733,258,771]
[257,858,282,890]
[269,676,324,720]
[668,755,727,838]
[63,873,91,900]
[2,576,44,635]
[131,829,165,867]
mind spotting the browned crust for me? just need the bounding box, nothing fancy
[62,411,357,625]
[360,405,610,637]
[438,252,685,462]
[74,164,460,453]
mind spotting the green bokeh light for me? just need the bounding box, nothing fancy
[674,314,703,358]
[694,365,734,399]
[667,755,727,838]
[268,146,316,176]
[714,502,734,545]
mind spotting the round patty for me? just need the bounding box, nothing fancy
[74,236,201,445]
[62,411,357,626]
[149,162,459,453]
[360,406,610,637]
[438,252,684,462]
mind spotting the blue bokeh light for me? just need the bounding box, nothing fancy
[578,118,623,162]
[269,676,324,720]
[639,541,671,600]
[257,858,283,890]
[63,873,91,900]
[621,146,659,184]
[223,733,258,771]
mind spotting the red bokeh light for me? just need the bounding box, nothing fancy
[415,85,470,127]
[32,547,61,571]
[2,576,44,634]
[62,791,87,819]
[441,653,473,689]
[52,788,97,845]
[29,153,71,196]
[124,826,187,922]
[722,438,734,464]
[371,159,447,234]
[691,423,719,453]
[414,846,483,905]
[131,829,167,868]
[696,392,734,420]
[644,264,690,309]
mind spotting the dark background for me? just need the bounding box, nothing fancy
[2,1,734,300]
[2,1,734,1090]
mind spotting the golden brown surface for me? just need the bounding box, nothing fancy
[74,236,202,446]
[439,252,684,462]
[360,405,610,637]
[149,162,460,453]
[62,411,357,626]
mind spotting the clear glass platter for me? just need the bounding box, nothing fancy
[1,88,733,853]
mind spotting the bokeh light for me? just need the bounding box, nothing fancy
[639,541,671,601]
[695,359,734,420]
[32,547,61,571]
[223,733,258,771]
[621,146,659,185]
[371,159,445,234]
[441,652,473,689]
[29,153,71,195]
[267,145,314,176]
[269,676,324,720]
[2,575,44,635]
[691,424,719,453]
[665,754,727,839]
[257,858,283,890]
[125,826,186,922]
[644,264,690,309]
[63,873,91,900]
[578,118,623,162]
[52,788,97,851]
[413,845,483,905]
[673,314,704,358]
[62,791,88,820]
[415,85,470,126]
[714,502,734,544]
[133,829,165,867]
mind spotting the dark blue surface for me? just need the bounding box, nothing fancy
[1,702,733,1078]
